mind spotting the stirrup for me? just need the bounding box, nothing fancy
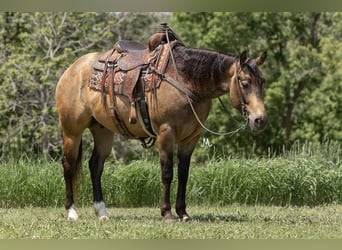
[140,137,156,149]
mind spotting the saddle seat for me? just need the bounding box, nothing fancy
[94,41,154,72]
[115,40,147,53]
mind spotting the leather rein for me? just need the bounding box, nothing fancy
[185,72,249,137]
[161,28,249,136]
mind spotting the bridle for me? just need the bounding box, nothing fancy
[183,61,250,137]
[234,65,249,121]
[161,26,249,136]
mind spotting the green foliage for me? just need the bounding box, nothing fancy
[171,12,342,157]
[189,141,341,206]
[0,12,117,158]
[0,156,64,207]
[294,13,342,142]
[0,12,341,162]
[0,142,340,208]
[0,12,164,160]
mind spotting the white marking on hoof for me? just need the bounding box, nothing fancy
[94,201,110,220]
[182,215,191,222]
[67,205,79,221]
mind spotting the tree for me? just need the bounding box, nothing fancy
[292,12,342,143]
[171,12,341,157]
[0,13,117,158]
[0,12,165,160]
[1,12,340,161]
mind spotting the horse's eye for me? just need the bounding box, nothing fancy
[241,81,249,89]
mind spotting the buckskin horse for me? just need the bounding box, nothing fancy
[55,24,267,221]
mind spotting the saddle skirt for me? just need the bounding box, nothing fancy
[89,43,166,98]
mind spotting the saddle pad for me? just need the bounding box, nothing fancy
[88,68,141,103]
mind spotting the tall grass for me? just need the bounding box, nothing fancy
[0,156,65,208]
[0,141,340,208]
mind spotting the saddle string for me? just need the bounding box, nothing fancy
[165,27,180,80]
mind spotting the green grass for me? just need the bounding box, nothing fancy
[0,205,341,239]
[0,141,340,208]
[0,142,340,239]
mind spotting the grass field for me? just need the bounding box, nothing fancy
[0,205,341,239]
[0,141,340,239]
[0,141,341,208]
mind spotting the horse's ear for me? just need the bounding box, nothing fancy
[239,50,248,66]
[255,51,267,66]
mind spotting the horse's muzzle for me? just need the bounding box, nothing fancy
[248,113,268,133]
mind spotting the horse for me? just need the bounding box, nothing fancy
[55,26,267,222]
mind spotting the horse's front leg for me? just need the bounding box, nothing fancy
[157,125,175,222]
[89,123,114,220]
[176,138,200,222]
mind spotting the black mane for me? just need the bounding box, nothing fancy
[172,45,237,87]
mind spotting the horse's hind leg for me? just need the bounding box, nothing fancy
[89,122,114,220]
[62,132,83,220]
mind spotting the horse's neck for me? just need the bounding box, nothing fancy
[203,54,236,99]
[173,47,236,100]
[211,62,236,98]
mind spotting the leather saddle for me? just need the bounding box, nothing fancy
[88,24,181,144]
[93,40,153,72]
[92,27,180,72]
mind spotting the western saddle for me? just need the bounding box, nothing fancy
[88,23,182,148]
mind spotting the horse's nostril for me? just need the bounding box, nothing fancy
[254,117,262,126]
[254,116,267,128]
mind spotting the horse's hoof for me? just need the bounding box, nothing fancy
[67,206,79,221]
[181,215,191,222]
[163,212,176,222]
[94,201,110,221]
[67,215,78,221]
[99,215,110,221]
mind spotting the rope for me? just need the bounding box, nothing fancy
[186,94,248,136]
[163,23,248,137]
[218,97,247,126]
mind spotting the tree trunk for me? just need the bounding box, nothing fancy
[283,78,309,149]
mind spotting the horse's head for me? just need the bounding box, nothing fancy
[229,51,268,133]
